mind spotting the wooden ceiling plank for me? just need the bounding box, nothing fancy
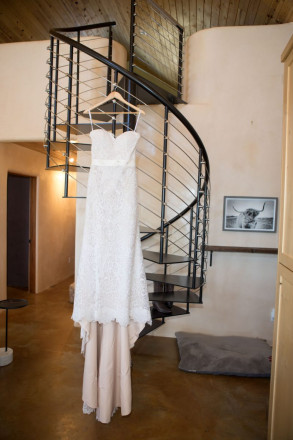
[283,3,293,23]
[218,0,230,26]
[58,0,89,26]
[196,0,204,30]
[69,0,94,27]
[203,0,213,29]
[269,0,287,24]
[270,0,292,24]
[235,0,251,25]
[82,0,112,40]
[30,0,68,38]
[226,0,240,26]
[0,1,43,41]
[174,0,181,26]
[85,0,110,25]
[265,0,282,24]
[167,0,178,26]
[0,21,20,43]
[182,0,191,36]
[188,0,198,36]
[111,0,130,50]
[244,0,261,24]
[42,0,82,34]
[37,0,78,32]
[211,0,221,27]
[253,0,274,25]
[9,0,42,39]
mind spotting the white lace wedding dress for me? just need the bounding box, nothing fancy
[72,128,151,423]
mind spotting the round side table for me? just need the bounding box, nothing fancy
[0,298,28,366]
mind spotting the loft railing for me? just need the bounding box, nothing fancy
[130,0,184,100]
[44,21,210,307]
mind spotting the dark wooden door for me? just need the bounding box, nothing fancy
[7,174,31,289]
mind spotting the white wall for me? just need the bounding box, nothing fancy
[150,23,293,342]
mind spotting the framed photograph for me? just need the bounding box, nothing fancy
[223,196,278,232]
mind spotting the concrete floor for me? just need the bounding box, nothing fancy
[0,278,270,440]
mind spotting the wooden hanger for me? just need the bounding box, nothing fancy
[84,91,145,115]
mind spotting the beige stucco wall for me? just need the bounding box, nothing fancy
[150,23,293,341]
[74,24,293,343]
[0,38,127,143]
[0,36,127,300]
[0,142,76,298]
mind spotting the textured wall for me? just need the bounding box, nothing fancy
[0,142,76,298]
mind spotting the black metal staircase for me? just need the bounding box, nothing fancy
[44,0,210,336]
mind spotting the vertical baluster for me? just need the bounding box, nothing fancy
[126,0,137,131]
[160,106,169,263]
[64,45,74,198]
[46,36,54,169]
[75,30,80,125]
[187,207,194,312]
[129,0,136,74]
[164,224,169,275]
[107,25,113,95]
[112,71,118,136]
[193,149,203,289]
[188,208,194,277]
[199,175,209,303]
[53,39,59,142]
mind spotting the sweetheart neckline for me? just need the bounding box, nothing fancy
[90,128,140,141]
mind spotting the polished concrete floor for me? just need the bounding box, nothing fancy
[0,278,270,440]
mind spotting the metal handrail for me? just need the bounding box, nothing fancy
[49,28,210,175]
[53,22,116,33]
[48,24,210,243]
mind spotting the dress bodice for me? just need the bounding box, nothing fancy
[90,129,140,166]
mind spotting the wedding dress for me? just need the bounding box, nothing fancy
[72,128,151,423]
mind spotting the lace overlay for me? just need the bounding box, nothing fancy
[72,129,151,339]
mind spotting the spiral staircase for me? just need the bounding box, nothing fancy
[44,0,210,337]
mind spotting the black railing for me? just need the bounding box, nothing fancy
[44,18,210,318]
[130,0,184,99]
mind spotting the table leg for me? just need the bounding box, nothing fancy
[5,309,8,352]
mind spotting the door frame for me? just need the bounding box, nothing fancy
[7,172,37,293]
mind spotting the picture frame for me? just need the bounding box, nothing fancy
[223,196,278,232]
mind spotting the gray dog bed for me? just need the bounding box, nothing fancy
[175,332,271,377]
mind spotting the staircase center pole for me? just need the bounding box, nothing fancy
[75,31,80,125]
[125,0,137,132]
[160,106,169,263]
[64,45,74,198]
[107,25,113,96]
[46,36,55,169]
[193,149,203,289]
